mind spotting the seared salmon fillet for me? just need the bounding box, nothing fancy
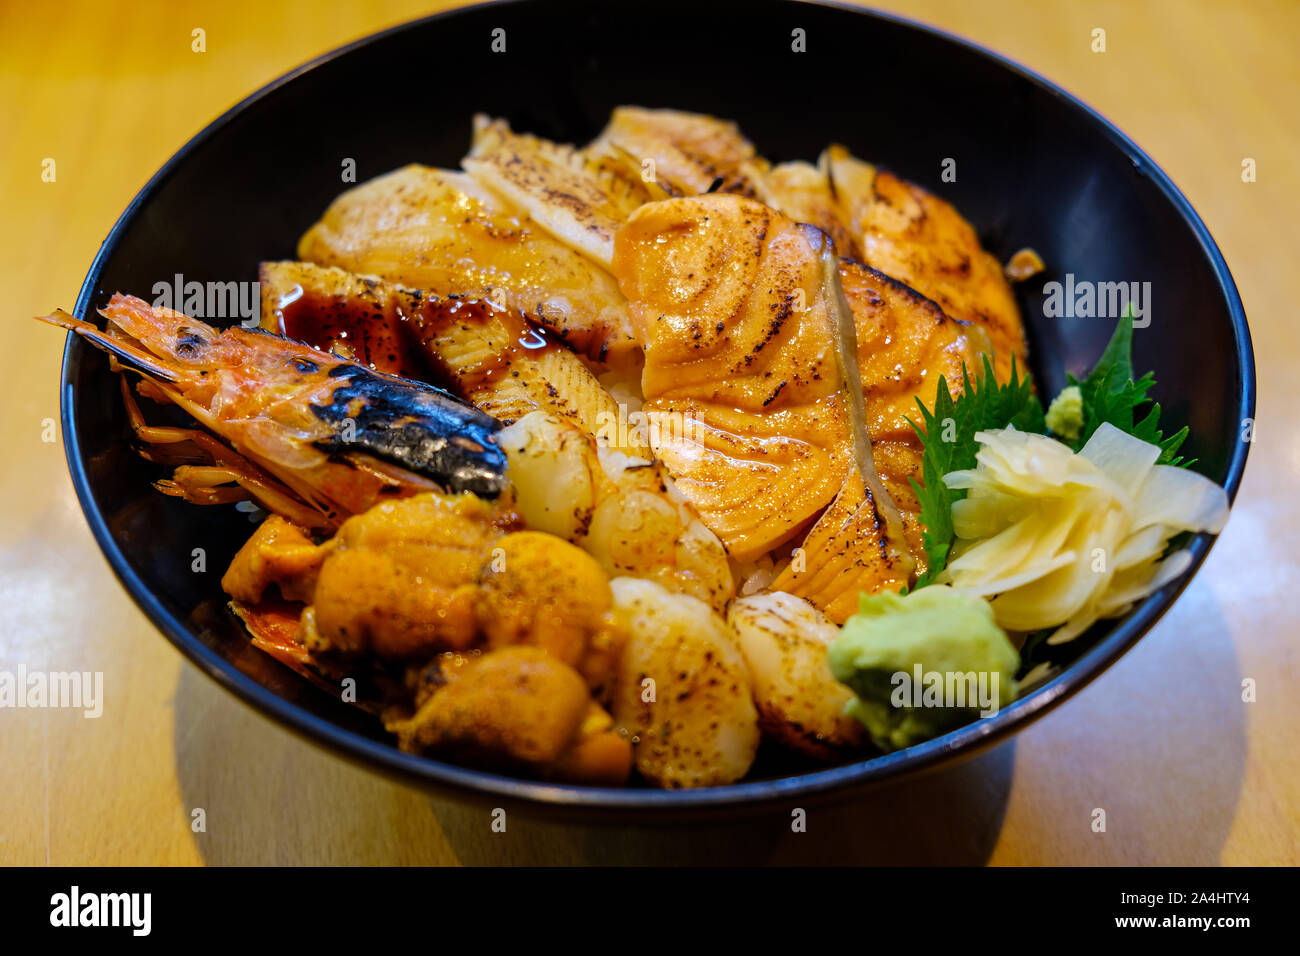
[833,161,1026,380]
[771,470,910,620]
[842,260,987,443]
[771,262,984,620]
[297,165,638,367]
[683,131,1025,381]
[750,159,857,257]
[612,195,864,562]
[463,115,657,270]
[583,109,1028,381]
[587,106,761,196]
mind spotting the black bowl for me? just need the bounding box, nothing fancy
[60,0,1254,820]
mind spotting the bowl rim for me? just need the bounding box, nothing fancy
[59,0,1256,813]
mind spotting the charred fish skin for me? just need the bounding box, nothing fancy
[310,364,509,499]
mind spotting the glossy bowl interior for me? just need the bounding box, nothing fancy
[61,0,1253,819]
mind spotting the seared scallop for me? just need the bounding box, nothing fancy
[728,592,866,758]
[609,578,759,788]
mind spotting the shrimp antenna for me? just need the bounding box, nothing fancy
[36,310,178,382]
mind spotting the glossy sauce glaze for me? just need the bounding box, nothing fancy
[271,280,569,402]
[273,282,426,380]
[400,292,567,397]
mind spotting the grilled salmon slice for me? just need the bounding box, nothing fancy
[750,159,857,258]
[771,262,985,620]
[740,140,1026,383]
[827,151,1027,380]
[771,470,910,622]
[463,115,656,270]
[613,194,909,564]
[842,260,989,443]
[587,106,762,196]
[296,165,638,368]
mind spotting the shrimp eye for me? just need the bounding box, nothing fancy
[291,358,319,373]
[175,331,207,355]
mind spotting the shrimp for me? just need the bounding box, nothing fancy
[39,294,509,530]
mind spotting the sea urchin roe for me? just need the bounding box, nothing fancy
[1003,247,1047,282]
[475,530,624,693]
[221,514,330,605]
[387,645,632,785]
[311,492,512,658]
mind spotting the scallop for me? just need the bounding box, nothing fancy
[609,578,759,788]
[727,591,866,758]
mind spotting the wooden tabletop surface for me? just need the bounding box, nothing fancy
[2,0,1296,865]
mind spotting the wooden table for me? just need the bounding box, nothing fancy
[2,0,1296,865]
